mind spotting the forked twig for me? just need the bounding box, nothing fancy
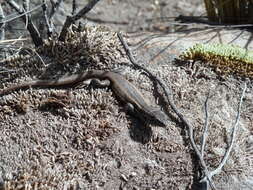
[201,82,247,183]
[59,0,102,41]
[117,32,216,190]
[49,0,63,20]
[214,83,246,173]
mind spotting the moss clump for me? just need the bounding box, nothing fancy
[180,43,253,78]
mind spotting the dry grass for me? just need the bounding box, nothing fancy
[203,0,253,24]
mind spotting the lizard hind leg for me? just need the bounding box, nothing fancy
[123,103,151,125]
[122,102,140,120]
[150,107,168,126]
[124,102,135,114]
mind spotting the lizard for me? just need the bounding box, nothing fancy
[0,70,168,126]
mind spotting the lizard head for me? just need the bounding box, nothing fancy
[149,109,168,126]
[136,107,168,127]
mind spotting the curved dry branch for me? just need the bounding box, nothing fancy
[213,82,246,177]
[117,32,216,190]
[200,82,247,186]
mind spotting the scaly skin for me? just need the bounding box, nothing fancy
[0,70,168,126]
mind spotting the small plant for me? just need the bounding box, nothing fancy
[180,43,253,78]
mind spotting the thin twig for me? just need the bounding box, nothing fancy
[0,38,28,43]
[23,0,30,11]
[201,82,247,184]
[117,32,216,190]
[23,0,30,30]
[201,90,211,157]
[72,0,77,15]
[7,0,23,14]
[0,4,42,24]
[42,0,53,37]
[6,0,43,47]
[211,82,247,176]
[15,46,46,67]
[59,0,102,41]
[0,36,27,59]
[49,0,63,20]
[0,3,5,58]
[0,4,5,41]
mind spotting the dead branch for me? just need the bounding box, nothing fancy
[72,0,77,15]
[201,82,247,183]
[6,0,43,47]
[23,0,29,12]
[0,4,42,24]
[117,32,216,190]
[213,83,246,174]
[49,0,63,20]
[0,3,5,58]
[59,0,102,41]
[42,0,53,37]
[23,0,30,29]
[0,3,5,41]
[201,90,211,157]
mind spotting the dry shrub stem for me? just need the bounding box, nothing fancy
[0,4,42,24]
[0,3,5,58]
[201,82,247,184]
[72,0,77,16]
[23,0,29,29]
[118,32,247,189]
[49,0,63,20]
[6,0,43,47]
[59,0,102,41]
[201,90,211,158]
[117,32,217,190]
[213,82,247,174]
[0,4,5,41]
[23,0,29,12]
[42,0,53,37]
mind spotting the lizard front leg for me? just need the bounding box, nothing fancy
[75,78,111,89]
[89,78,111,88]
